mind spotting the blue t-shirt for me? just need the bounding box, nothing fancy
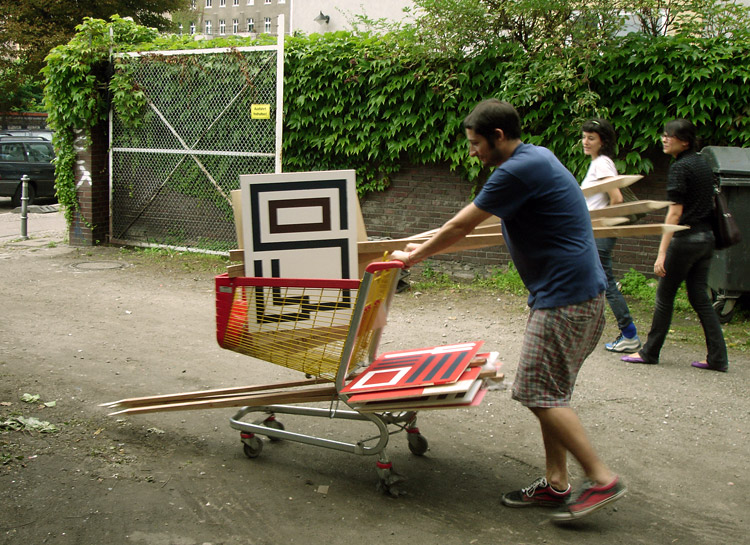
[473,143,606,309]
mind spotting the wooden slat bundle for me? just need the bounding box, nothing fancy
[103,380,338,416]
[226,172,679,276]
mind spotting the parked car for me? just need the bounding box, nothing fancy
[0,136,56,207]
[0,130,53,141]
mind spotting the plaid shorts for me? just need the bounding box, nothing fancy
[511,294,605,408]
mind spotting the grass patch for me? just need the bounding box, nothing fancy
[115,245,230,274]
[410,261,462,290]
[475,263,527,296]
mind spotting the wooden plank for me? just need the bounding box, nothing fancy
[227,263,245,277]
[358,233,502,258]
[229,249,244,262]
[407,216,501,240]
[108,386,339,415]
[231,189,243,249]
[355,198,368,242]
[593,224,688,238]
[101,377,330,410]
[360,223,688,263]
[581,175,643,198]
[591,217,629,227]
[589,200,673,219]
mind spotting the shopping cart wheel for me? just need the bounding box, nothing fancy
[262,416,285,442]
[241,435,263,458]
[407,433,428,456]
[375,459,406,497]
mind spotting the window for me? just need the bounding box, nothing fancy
[278,0,285,3]
[190,22,196,34]
[232,19,238,33]
[220,0,225,6]
[233,0,239,5]
[26,143,54,163]
[264,0,271,4]
[205,20,212,34]
[191,0,196,8]
[205,0,212,7]
[219,19,226,34]
[0,143,25,162]
[264,17,271,33]
[247,18,254,32]
[247,0,254,5]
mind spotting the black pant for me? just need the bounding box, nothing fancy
[641,230,728,368]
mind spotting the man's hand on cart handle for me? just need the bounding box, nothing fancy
[390,243,422,268]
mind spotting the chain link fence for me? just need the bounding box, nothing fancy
[110,43,283,253]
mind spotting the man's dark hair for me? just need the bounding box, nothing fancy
[463,99,522,141]
[581,118,617,158]
[663,119,697,151]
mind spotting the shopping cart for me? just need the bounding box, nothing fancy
[215,261,429,495]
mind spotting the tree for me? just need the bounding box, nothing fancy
[403,0,627,54]
[405,0,750,52]
[0,0,190,111]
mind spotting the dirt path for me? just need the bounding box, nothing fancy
[1,223,748,545]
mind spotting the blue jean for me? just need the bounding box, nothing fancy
[640,230,728,368]
[596,238,634,332]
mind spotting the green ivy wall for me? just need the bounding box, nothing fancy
[42,19,750,276]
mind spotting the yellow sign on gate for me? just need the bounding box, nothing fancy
[251,104,271,119]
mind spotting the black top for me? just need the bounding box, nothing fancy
[666,150,714,236]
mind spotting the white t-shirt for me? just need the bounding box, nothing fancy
[581,155,618,211]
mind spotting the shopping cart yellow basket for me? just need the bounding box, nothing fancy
[215,261,423,494]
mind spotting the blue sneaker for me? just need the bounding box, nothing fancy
[605,334,641,353]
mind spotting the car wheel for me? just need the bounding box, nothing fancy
[11,183,36,208]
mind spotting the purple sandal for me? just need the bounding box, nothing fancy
[691,361,728,373]
[621,354,655,364]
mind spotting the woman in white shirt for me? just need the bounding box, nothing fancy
[580,118,641,353]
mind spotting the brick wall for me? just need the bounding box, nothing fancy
[69,122,110,246]
[361,155,672,280]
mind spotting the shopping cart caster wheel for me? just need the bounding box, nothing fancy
[407,433,428,456]
[262,417,285,441]
[376,474,407,497]
[242,436,263,458]
[375,461,406,497]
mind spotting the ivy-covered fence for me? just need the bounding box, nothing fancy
[110,46,281,252]
[43,18,750,267]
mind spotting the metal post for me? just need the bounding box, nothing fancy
[20,175,29,240]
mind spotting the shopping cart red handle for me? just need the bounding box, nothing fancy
[364,261,406,274]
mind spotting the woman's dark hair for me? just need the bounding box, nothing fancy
[581,118,617,158]
[663,119,697,151]
[463,99,522,141]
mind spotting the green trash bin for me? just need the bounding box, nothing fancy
[701,146,750,323]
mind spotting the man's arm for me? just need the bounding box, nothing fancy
[390,203,493,267]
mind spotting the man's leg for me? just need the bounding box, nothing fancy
[536,406,627,522]
[503,297,605,509]
[532,406,614,487]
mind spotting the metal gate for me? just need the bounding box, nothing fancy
[109,29,283,253]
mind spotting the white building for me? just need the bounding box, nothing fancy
[292,1,414,34]
[180,0,414,38]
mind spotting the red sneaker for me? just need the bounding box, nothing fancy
[551,476,627,521]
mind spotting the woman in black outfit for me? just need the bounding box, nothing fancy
[621,119,728,372]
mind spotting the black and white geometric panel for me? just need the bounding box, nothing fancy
[239,170,359,279]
